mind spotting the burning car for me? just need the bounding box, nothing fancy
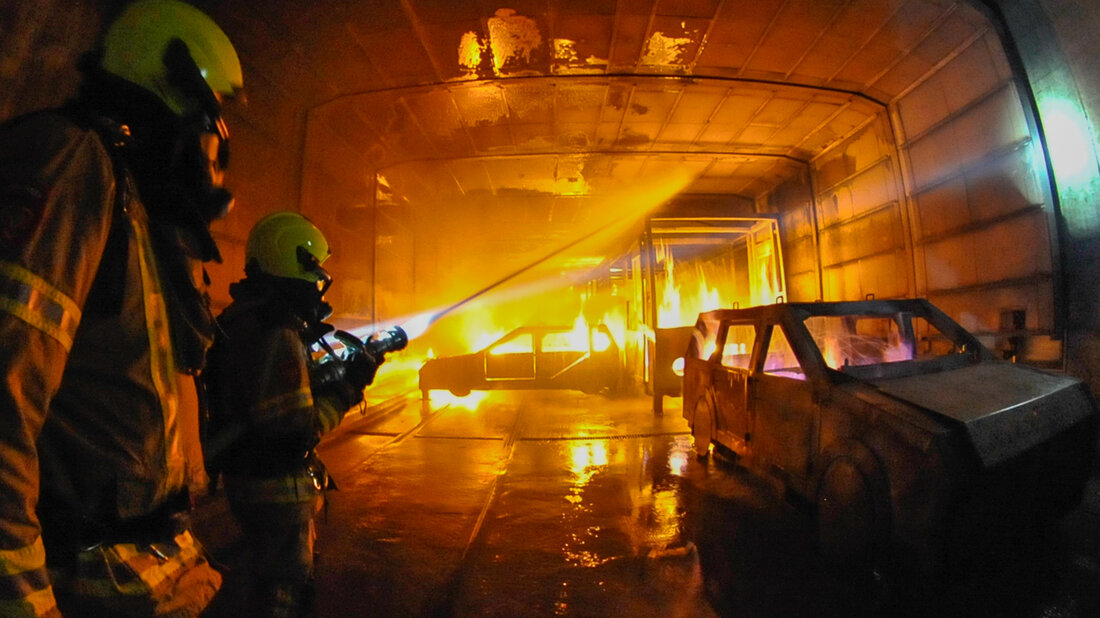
[682,299,1098,573]
[419,324,621,398]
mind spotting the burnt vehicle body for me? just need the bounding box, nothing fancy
[682,299,1098,573]
[419,324,621,397]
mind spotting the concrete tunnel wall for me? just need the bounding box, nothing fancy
[2,0,1100,399]
[770,23,1058,364]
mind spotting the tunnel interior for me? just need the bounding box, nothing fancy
[6,1,1100,615]
[264,0,1066,397]
[4,0,1095,395]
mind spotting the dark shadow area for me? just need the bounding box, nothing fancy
[683,451,1100,617]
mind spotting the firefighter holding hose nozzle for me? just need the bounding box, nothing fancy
[203,211,395,617]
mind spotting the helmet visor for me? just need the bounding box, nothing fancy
[297,245,333,296]
[165,36,231,166]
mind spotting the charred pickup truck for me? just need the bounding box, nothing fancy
[682,299,1098,573]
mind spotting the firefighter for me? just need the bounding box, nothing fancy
[0,1,243,615]
[204,212,381,617]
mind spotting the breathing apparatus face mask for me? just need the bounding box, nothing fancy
[293,245,334,324]
[171,127,233,223]
[164,37,235,223]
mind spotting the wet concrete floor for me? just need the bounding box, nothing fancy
[195,389,1100,617]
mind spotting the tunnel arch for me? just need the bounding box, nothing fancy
[296,4,1059,369]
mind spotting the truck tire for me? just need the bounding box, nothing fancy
[692,395,715,458]
[813,441,890,568]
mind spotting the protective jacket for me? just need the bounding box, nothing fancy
[0,110,214,616]
[204,278,360,505]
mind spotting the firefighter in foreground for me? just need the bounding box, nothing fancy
[204,212,384,617]
[0,1,241,615]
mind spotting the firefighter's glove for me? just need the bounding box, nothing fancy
[344,350,382,392]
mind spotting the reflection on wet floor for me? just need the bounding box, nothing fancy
[195,389,1100,617]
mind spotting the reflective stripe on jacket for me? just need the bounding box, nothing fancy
[207,282,356,505]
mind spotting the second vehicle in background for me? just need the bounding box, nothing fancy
[419,324,622,398]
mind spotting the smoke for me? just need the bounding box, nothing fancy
[401,164,700,352]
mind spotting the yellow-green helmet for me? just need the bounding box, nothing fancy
[100,0,242,118]
[246,212,331,283]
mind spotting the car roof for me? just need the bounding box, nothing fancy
[697,298,935,323]
[496,323,614,338]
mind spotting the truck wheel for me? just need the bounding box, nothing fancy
[814,442,890,568]
[692,396,715,458]
[449,388,471,397]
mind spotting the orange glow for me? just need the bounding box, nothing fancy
[642,31,696,67]
[457,31,484,76]
[489,332,532,355]
[562,313,595,352]
[668,437,691,476]
[487,8,542,74]
[427,390,490,411]
[473,330,506,351]
[403,167,700,402]
[569,441,609,486]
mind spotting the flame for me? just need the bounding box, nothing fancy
[656,247,725,328]
[651,218,786,330]
[565,313,592,351]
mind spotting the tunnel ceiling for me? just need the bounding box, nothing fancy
[338,77,882,202]
[216,0,995,273]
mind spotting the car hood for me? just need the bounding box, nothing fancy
[868,362,1096,467]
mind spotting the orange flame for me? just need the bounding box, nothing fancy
[656,247,725,328]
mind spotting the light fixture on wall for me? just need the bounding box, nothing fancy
[1040,97,1099,194]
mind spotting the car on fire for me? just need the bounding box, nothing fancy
[419,324,621,398]
[682,298,1098,573]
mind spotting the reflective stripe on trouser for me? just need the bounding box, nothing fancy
[0,537,60,617]
[47,530,221,617]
